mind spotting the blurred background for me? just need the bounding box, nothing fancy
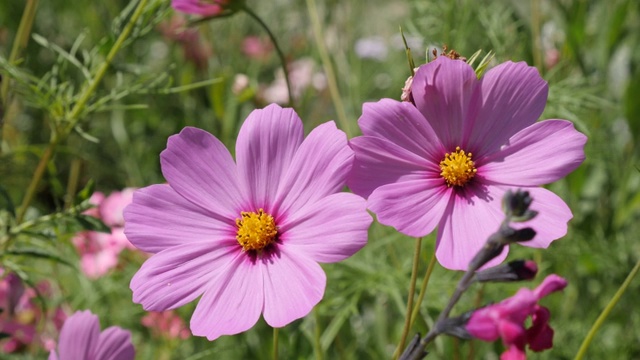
[1,0,639,358]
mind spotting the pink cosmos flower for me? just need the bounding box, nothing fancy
[171,0,231,17]
[141,311,190,340]
[0,271,66,353]
[125,104,372,340]
[466,274,568,359]
[73,189,137,278]
[48,310,134,360]
[347,56,587,270]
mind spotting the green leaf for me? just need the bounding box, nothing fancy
[0,184,16,216]
[74,214,111,233]
[76,179,96,204]
[4,248,76,268]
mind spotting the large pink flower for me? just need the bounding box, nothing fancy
[48,310,134,360]
[348,57,586,270]
[465,274,568,359]
[125,104,372,340]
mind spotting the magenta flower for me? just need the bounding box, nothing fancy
[125,104,372,340]
[348,57,587,270]
[48,310,134,360]
[171,0,232,16]
[466,274,568,359]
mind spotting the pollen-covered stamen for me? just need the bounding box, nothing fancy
[439,146,477,187]
[236,208,278,252]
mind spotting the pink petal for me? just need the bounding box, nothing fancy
[479,120,586,186]
[501,344,527,360]
[467,61,548,158]
[274,121,353,216]
[80,250,118,279]
[498,320,526,346]
[99,188,135,227]
[130,241,239,311]
[533,274,568,299]
[369,179,452,238]
[160,127,245,220]
[236,104,304,212]
[466,309,501,341]
[262,248,326,327]
[435,185,509,270]
[94,327,135,360]
[514,187,573,248]
[357,99,445,163]
[411,57,479,150]
[57,310,100,360]
[124,184,236,253]
[279,193,371,263]
[526,306,554,351]
[348,136,435,198]
[172,0,225,16]
[190,252,263,340]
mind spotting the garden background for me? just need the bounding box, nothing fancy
[1,0,639,358]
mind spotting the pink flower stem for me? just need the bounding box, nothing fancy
[240,5,294,108]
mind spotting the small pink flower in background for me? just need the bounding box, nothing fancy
[48,310,134,360]
[125,104,372,340]
[348,56,587,270]
[171,0,232,17]
[73,189,137,278]
[242,36,273,61]
[141,311,190,340]
[0,271,66,354]
[262,58,327,105]
[466,275,568,359]
[159,15,212,71]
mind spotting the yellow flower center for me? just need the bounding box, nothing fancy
[236,209,278,252]
[439,146,477,187]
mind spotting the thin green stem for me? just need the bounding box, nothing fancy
[15,0,148,225]
[313,307,324,360]
[394,237,422,360]
[410,249,437,326]
[273,327,279,360]
[241,6,294,108]
[305,0,350,134]
[574,258,640,360]
[1,0,39,104]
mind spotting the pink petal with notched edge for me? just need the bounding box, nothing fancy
[435,184,509,270]
[357,99,446,162]
[124,184,236,254]
[190,253,263,340]
[368,179,452,238]
[411,56,478,150]
[131,241,239,311]
[274,121,353,216]
[160,127,245,220]
[279,192,371,263]
[94,327,135,360]
[466,61,548,158]
[478,120,587,186]
[236,103,304,212]
[56,310,100,360]
[512,187,573,248]
[262,248,326,327]
[348,136,434,198]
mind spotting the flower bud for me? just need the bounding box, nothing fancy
[502,189,537,222]
[476,260,538,283]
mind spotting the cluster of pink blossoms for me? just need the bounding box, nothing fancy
[72,189,137,278]
[141,310,191,340]
[0,271,66,354]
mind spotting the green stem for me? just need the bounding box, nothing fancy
[305,0,350,134]
[394,237,422,360]
[574,258,640,360]
[409,249,437,326]
[1,0,39,104]
[15,0,149,224]
[313,307,324,360]
[273,327,279,360]
[241,6,294,108]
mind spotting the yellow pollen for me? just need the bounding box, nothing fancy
[236,209,278,252]
[439,146,477,187]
